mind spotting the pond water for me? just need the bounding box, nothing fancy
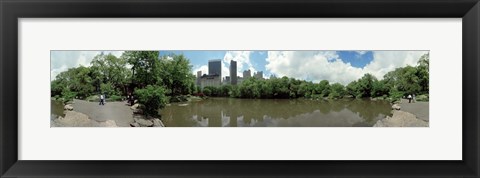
[161,97,391,127]
[51,100,65,121]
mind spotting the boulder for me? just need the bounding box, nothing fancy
[391,104,401,110]
[374,110,428,127]
[64,104,74,111]
[133,108,143,114]
[153,118,165,127]
[136,118,154,127]
[130,103,140,110]
[103,120,118,127]
[52,111,92,127]
[130,122,140,127]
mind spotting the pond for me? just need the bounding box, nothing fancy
[51,100,65,121]
[161,97,391,127]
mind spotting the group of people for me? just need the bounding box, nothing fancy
[407,94,416,103]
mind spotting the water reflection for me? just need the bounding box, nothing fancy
[51,100,65,120]
[161,98,391,127]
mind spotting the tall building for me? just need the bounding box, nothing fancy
[196,71,202,86]
[230,60,237,85]
[243,69,251,79]
[208,59,222,76]
[254,71,263,79]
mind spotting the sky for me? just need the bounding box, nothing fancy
[51,50,429,84]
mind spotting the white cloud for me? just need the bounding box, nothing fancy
[222,51,257,77]
[356,51,368,55]
[265,51,428,85]
[50,51,124,81]
[192,65,208,77]
[363,51,428,79]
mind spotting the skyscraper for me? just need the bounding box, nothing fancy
[196,71,202,86]
[208,59,222,76]
[230,60,237,85]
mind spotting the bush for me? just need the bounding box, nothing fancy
[416,94,429,102]
[388,89,404,103]
[107,95,123,102]
[86,95,100,102]
[203,88,212,96]
[134,85,168,117]
[61,89,77,104]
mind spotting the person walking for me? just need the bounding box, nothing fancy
[407,94,412,103]
[413,94,416,103]
[99,93,104,105]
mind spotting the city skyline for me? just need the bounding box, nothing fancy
[51,50,429,85]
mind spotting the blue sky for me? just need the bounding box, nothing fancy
[52,50,428,84]
[160,50,378,80]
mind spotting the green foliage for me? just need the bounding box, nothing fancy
[416,94,429,101]
[203,87,212,96]
[122,51,161,87]
[107,95,123,101]
[100,82,117,97]
[158,54,195,96]
[134,85,168,117]
[388,88,404,103]
[61,88,77,104]
[328,83,346,99]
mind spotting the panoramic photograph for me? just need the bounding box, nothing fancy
[51,50,429,127]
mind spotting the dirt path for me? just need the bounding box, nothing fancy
[398,99,429,122]
[71,99,133,127]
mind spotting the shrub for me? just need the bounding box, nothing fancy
[416,94,429,102]
[203,88,212,96]
[388,89,404,103]
[61,89,77,104]
[134,85,168,117]
[107,95,123,101]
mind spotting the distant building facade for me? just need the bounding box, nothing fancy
[230,60,237,85]
[254,71,263,80]
[223,76,231,85]
[200,74,221,88]
[243,70,251,79]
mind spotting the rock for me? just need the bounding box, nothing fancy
[130,122,140,127]
[64,104,74,111]
[133,108,143,114]
[391,104,401,110]
[103,120,118,127]
[374,110,428,127]
[178,103,188,106]
[135,117,153,127]
[130,103,140,110]
[153,118,165,127]
[52,111,92,127]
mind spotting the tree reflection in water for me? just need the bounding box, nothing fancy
[161,98,391,127]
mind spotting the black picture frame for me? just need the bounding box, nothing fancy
[1,0,479,177]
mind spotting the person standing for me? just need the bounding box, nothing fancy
[407,94,412,103]
[413,94,416,103]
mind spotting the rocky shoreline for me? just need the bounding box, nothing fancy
[51,101,166,127]
[373,102,429,127]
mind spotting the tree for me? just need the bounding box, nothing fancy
[315,80,330,97]
[416,53,429,93]
[357,73,377,98]
[134,85,168,117]
[158,54,195,96]
[122,51,161,87]
[328,83,346,99]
